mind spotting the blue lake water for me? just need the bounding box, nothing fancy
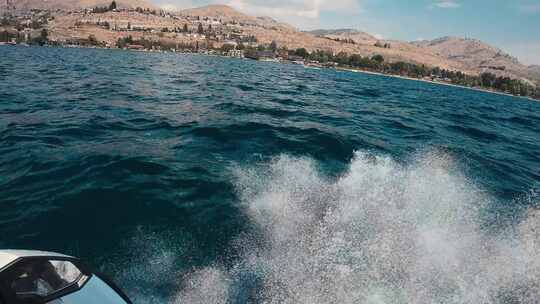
[1,46,539,303]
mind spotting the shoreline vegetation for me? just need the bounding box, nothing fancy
[1,3,539,101]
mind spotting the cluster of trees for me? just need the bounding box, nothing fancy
[91,1,117,13]
[0,30,17,42]
[330,37,357,44]
[374,41,391,48]
[479,73,538,96]
[0,28,48,45]
[154,23,217,35]
[325,37,391,49]
[86,34,99,46]
[0,15,13,26]
[134,7,159,15]
[116,35,211,51]
[116,35,134,48]
[290,48,386,69]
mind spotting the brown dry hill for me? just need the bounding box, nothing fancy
[413,37,538,84]
[2,0,155,11]
[528,65,540,81]
[178,4,293,30]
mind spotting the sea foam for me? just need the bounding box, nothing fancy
[176,151,539,304]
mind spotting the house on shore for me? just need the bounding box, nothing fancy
[227,49,244,58]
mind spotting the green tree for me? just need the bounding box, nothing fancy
[30,20,41,29]
[88,35,98,45]
[40,28,48,40]
[197,23,204,35]
[116,37,125,48]
[294,48,308,58]
[390,62,410,75]
[0,30,9,42]
[109,0,117,10]
[116,35,133,48]
[349,54,362,66]
[269,40,278,52]
[1,17,11,27]
[183,24,188,33]
[480,72,497,88]
[371,54,384,64]
[334,52,350,65]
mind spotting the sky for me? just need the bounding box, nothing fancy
[154,0,540,65]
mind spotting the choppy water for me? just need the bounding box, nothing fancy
[1,46,539,303]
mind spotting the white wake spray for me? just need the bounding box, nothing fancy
[176,151,539,304]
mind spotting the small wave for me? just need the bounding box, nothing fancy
[447,125,500,142]
[505,116,535,127]
[270,97,305,107]
[237,84,256,92]
[189,123,356,160]
[213,103,297,118]
[172,79,198,85]
[385,120,417,132]
[106,158,169,175]
[350,88,383,98]
[175,151,539,304]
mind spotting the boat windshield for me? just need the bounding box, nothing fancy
[4,259,83,301]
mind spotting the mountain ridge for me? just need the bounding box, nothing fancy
[412,36,536,83]
[177,4,294,30]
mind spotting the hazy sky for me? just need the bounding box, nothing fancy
[155,0,540,65]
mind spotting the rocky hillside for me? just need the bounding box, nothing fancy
[1,0,155,11]
[307,29,379,45]
[528,65,540,79]
[529,65,540,72]
[413,36,538,83]
[178,5,293,30]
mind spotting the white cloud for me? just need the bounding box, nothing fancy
[226,0,363,28]
[431,1,461,9]
[152,0,362,28]
[159,0,195,11]
[160,3,180,11]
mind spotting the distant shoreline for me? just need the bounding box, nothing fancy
[334,67,538,101]
[2,44,537,102]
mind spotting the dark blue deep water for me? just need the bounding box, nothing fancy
[1,46,539,303]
